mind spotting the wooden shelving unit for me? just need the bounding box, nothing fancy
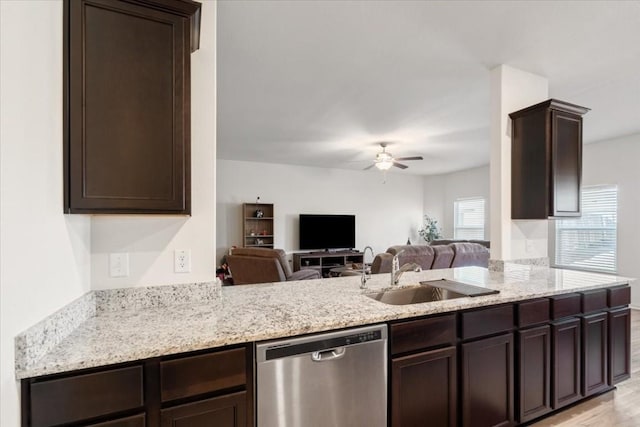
[242,203,274,248]
[293,251,364,278]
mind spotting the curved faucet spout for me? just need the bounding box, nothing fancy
[391,250,421,286]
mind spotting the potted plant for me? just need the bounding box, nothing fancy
[418,215,442,243]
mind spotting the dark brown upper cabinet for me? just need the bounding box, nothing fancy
[64,0,201,214]
[510,99,589,219]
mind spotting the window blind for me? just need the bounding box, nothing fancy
[454,198,485,240]
[554,185,617,273]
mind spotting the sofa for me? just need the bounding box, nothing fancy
[370,242,489,274]
[227,248,321,285]
[430,239,490,249]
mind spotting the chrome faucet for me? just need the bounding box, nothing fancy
[391,250,421,286]
[360,246,374,289]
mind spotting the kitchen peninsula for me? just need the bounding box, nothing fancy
[17,266,633,426]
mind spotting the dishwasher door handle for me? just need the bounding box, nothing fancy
[311,347,346,362]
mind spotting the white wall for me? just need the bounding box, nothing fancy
[216,160,425,262]
[581,133,640,307]
[423,166,490,239]
[1,2,216,424]
[422,174,445,234]
[90,1,217,290]
[0,2,91,425]
[490,65,549,261]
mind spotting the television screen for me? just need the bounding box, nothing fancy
[299,214,356,250]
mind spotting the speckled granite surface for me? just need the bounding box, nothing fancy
[94,281,221,312]
[15,266,633,379]
[14,292,95,375]
[489,257,550,272]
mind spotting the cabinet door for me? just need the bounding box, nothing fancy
[517,325,551,423]
[65,0,191,214]
[609,308,631,384]
[391,346,457,427]
[88,414,145,427]
[160,391,247,427]
[551,317,582,409]
[582,312,609,396]
[462,333,514,427]
[511,105,549,220]
[550,110,582,217]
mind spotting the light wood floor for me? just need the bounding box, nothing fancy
[532,309,640,427]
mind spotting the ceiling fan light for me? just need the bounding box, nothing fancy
[375,159,393,170]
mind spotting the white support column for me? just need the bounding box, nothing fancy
[489,65,549,262]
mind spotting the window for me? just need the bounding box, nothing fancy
[454,198,485,239]
[554,185,617,273]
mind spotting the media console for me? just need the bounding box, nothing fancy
[293,251,364,278]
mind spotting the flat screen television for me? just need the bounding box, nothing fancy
[299,214,356,251]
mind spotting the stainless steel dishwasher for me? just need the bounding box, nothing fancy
[256,324,388,427]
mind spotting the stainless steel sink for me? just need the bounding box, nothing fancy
[365,284,467,305]
[365,279,499,305]
[420,279,500,297]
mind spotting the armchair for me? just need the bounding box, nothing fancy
[227,248,321,285]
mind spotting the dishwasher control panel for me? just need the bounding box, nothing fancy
[344,329,381,345]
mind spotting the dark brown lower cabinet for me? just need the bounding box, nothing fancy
[160,391,247,427]
[462,333,515,427]
[517,325,551,423]
[391,346,457,427]
[28,365,144,427]
[609,308,631,384]
[88,414,145,427]
[22,345,252,427]
[551,317,582,409]
[582,312,609,396]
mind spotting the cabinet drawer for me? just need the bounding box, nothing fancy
[581,289,607,314]
[160,391,247,427]
[461,305,513,340]
[517,298,550,328]
[608,286,631,308]
[391,314,456,355]
[549,293,581,320]
[88,414,145,427]
[30,365,143,427]
[161,347,246,402]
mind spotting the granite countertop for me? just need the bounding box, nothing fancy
[15,265,633,380]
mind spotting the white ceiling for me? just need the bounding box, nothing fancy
[217,1,640,176]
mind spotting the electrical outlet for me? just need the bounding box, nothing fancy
[109,253,129,277]
[174,249,191,273]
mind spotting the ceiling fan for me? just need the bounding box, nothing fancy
[364,143,424,171]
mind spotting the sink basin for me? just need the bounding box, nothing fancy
[365,284,467,305]
[365,279,499,305]
[420,279,500,297]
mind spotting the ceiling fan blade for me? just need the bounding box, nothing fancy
[394,156,423,161]
[392,162,408,169]
[363,164,376,170]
